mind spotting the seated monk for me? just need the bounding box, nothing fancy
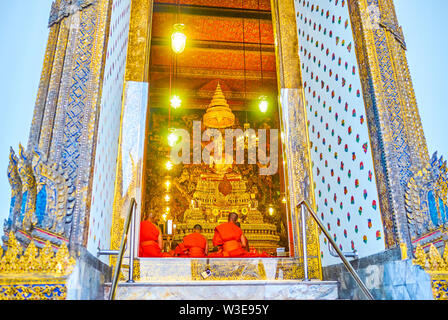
[179,224,209,257]
[173,242,189,257]
[207,244,223,257]
[139,216,164,257]
[212,212,255,257]
[167,241,180,257]
[235,221,269,256]
[235,221,249,251]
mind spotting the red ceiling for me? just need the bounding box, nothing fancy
[152,12,275,44]
[149,0,277,110]
[155,0,272,11]
[151,48,276,72]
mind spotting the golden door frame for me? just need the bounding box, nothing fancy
[110,0,323,280]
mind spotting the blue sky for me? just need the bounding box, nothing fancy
[0,1,447,225]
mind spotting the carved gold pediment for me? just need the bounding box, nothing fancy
[0,233,75,276]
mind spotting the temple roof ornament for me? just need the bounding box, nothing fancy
[48,0,96,27]
[6,148,22,233]
[405,152,448,239]
[203,83,235,129]
[413,243,448,273]
[0,232,75,275]
[4,145,76,255]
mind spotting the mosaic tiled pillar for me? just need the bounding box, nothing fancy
[37,16,71,157]
[27,0,62,152]
[110,0,154,258]
[289,0,430,266]
[348,0,430,256]
[293,0,390,266]
[125,0,153,83]
[24,0,113,251]
[272,0,322,278]
[87,0,132,262]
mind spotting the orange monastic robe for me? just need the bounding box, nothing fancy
[139,220,163,257]
[212,222,251,257]
[174,243,189,257]
[183,232,208,257]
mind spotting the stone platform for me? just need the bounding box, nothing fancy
[105,279,339,300]
[105,258,339,300]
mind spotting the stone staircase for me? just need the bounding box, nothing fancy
[104,257,339,300]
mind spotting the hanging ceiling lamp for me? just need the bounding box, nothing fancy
[165,160,174,171]
[165,178,172,191]
[241,0,252,139]
[171,23,187,54]
[167,129,179,147]
[164,194,171,202]
[170,95,182,109]
[256,0,268,114]
[258,95,268,113]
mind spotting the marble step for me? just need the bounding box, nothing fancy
[122,257,313,282]
[104,279,339,300]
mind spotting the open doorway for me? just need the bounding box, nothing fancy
[139,0,291,258]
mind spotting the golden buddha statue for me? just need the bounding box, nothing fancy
[173,83,280,254]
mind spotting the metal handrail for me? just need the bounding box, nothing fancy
[328,243,358,259]
[109,198,137,300]
[298,200,374,300]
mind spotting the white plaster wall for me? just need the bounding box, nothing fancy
[87,0,131,262]
[293,0,385,266]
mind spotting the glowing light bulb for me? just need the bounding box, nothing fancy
[168,131,178,147]
[165,160,173,171]
[171,24,187,54]
[162,213,168,221]
[268,206,275,216]
[170,95,182,109]
[259,96,268,113]
[164,194,171,202]
[166,206,171,213]
[165,180,171,190]
[282,197,287,204]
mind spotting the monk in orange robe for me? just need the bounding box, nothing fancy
[173,242,189,257]
[212,212,253,257]
[178,224,209,257]
[139,219,164,257]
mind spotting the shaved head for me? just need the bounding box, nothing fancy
[193,224,202,232]
[228,212,238,222]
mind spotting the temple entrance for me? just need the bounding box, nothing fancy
[140,0,291,257]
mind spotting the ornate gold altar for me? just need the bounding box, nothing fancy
[173,84,280,254]
[174,172,280,253]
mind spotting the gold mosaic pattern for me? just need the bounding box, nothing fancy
[110,0,154,254]
[271,0,322,279]
[38,17,70,155]
[0,232,75,275]
[0,232,76,300]
[125,0,154,82]
[413,242,448,300]
[0,283,67,301]
[348,0,430,254]
[27,0,62,151]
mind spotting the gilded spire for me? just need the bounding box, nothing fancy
[203,82,235,129]
[208,82,229,109]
